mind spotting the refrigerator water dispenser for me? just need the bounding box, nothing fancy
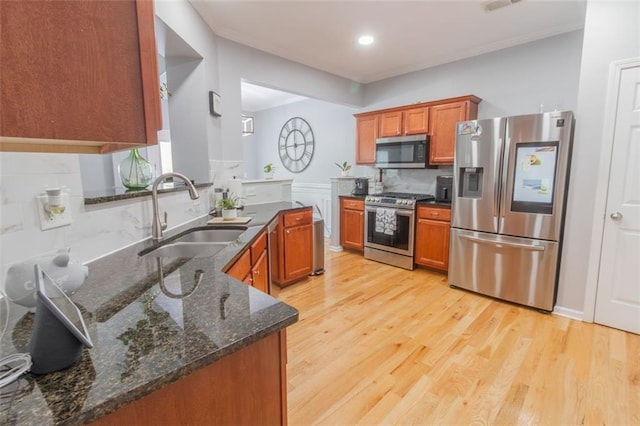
[459,167,483,198]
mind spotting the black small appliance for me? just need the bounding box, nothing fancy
[353,178,369,195]
[436,175,453,203]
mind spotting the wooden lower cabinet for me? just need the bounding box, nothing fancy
[90,330,288,426]
[226,230,270,293]
[340,197,364,251]
[273,208,313,287]
[415,206,451,271]
[251,250,269,293]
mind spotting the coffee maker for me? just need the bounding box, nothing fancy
[353,178,369,195]
[435,175,453,203]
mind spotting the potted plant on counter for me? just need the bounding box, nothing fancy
[263,163,275,179]
[217,193,241,220]
[335,161,352,177]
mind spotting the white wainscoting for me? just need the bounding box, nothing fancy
[291,182,332,237]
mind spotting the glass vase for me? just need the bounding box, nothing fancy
[119,148,154,190]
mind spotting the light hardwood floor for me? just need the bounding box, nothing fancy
[272,247,639,425]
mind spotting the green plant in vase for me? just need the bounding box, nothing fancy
[119,148,154,190]
[335,161,352,176]
[217,193,241,220]
[263,163,275,179]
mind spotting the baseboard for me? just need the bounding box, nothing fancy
[552,305,584,321]
[328,245,343,252]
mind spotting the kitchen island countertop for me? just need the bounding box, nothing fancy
[0,202,304,425]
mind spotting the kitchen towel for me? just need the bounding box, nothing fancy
[375,208,396,235]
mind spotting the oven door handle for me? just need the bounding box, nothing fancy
[365,207,415,217]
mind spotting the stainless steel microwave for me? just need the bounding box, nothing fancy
[375,134,430,169]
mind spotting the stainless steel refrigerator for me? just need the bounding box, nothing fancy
[448,111,574,311]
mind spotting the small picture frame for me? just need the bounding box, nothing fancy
[242,115,254,135]
[209,91,221,117]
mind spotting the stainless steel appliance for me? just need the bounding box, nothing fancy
[449,111,574,311]
[375,134,430,169]
[353,178,369,195]
[364,192,434,270]
[435,175,453,203]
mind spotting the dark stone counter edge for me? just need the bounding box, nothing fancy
[69,311,298,426]
[83,182,213,205]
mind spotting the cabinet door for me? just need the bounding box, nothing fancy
[340,197,365,251]
[252,250,269,293]
[429,101,468,165]
[355,115,378,164]
[404,107,429,135]
[379,111,403,137]
[0,0,160,154]
[415,218,451,271]
[227,250,252,281]
[283,224,313,281]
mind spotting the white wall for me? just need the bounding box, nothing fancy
[559,0,640,315]
[366,30,583,119]
[0,153,211,291]
[244,98,359,182]
[217,37,366,172]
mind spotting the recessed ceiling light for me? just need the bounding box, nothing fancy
[358,35,374,46]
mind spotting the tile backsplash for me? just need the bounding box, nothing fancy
[0,153,211,292]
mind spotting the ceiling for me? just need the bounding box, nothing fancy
[189,0,587,111]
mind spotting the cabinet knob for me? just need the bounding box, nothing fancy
[296,217,302,221]
[286,229,290,234]
[431,212,439,216]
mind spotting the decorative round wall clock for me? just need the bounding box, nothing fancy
[278,117,315,173]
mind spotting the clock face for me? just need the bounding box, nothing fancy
[278,117,315,173]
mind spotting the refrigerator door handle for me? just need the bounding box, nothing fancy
[494,136,504,229]
[459,234,545,251]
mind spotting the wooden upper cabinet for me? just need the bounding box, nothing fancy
[0,0,161,154]
[379,111,403,137]
[354,96,480,166]
[404,107,429,135]
[355,114,378,164]
[429,99,479,165]
[379,107,429,137]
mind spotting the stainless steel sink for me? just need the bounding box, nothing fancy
[140,227,247,258]
[173,228,246,244]
[144,242,229,258]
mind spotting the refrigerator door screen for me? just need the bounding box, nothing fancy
[511,141,559,214]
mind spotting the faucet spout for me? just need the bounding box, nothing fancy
[151,172,200,241]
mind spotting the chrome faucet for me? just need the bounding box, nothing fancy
[151,172,200,241]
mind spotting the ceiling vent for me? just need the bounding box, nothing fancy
[483,0,522,12]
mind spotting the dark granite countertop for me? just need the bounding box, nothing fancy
[418,200,452,208]
[0,202,304,425]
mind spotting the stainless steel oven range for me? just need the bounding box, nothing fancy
[364,192,434,270]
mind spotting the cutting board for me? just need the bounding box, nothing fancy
[207,216,253,225]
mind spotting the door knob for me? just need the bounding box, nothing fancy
[610,212,623,221]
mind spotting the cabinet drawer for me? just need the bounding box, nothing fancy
[283,209,312,227]
[226,249,251,281]
[417,206,451,221]
[250,231,267,264]
[342,198,364,211]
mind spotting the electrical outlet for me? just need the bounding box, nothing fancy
[37,194,72,231]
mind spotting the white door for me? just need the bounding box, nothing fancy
[594,62,640,334]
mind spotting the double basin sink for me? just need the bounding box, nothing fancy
[140,227,247,258]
